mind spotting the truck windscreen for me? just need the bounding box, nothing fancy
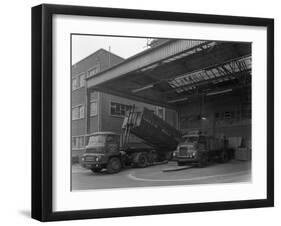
[185,136,199,143]
[88,135,106,146]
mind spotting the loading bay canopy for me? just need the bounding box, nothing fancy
[87,39,251,109]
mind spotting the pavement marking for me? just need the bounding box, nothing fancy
[162,165,194,172]
[127,170,251,182]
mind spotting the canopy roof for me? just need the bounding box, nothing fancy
[87,39,251,108]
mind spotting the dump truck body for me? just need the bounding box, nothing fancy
[122,107,181,152]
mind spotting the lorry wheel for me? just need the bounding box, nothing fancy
[165,152,173,161]
[219,151,228,163]
[91,168,102,173]
[136,152,148,168]
[198,155,208,168]
[147,150,156,164]
[107,157,122,174]
[198,154,208,168]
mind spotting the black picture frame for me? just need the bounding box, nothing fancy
[32,4,274,222]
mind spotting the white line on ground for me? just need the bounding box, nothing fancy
[127,170,251,182]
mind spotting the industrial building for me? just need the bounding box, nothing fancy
[72,47,177,161]
[86,39,252,160]
[71,48,124,159]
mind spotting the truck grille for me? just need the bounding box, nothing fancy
[179,148,188,156]
[85,156,96,161]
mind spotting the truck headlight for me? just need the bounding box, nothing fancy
[96,156,103,161]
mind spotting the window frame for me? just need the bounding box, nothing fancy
[72,72,86,91]
[71,135,85,150]
[109,101,132,118]
[89,100,98,117]
[72,104,85,120]
[87,64,100,78]
[155,106,166,120]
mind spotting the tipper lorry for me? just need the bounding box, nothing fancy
[80,107,182,173]
[173,131,234,167]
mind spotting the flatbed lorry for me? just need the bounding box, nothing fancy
[173,131,234,167]
[80,107,182,173]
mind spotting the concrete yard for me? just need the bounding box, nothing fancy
[71,160,251,190]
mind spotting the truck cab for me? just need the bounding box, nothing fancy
[174,130,231,167]
[80,132,123,173]
[173,131,209,167]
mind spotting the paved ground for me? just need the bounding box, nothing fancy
[71,160,251,190]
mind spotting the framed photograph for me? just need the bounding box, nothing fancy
[32,4,274,221]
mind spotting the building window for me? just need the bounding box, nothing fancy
[72,73,85,90]
[80,74,85,87]
[214,107,251,124]
[155,106,165,120]
[90,101,98,116]
[87,65,100,78]
[72,136,85,149]
[90,91,99,101]
[72,78,77,90]
[215,112,221,120]
[215,111,235,121]
[224,111,231,119]
[110,102,132,117]
[72,105,84,120]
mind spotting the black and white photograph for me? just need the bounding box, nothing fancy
[71,35,252,191]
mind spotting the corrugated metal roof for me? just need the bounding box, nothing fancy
[168,55,251,94]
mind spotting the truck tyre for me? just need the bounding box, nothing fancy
[165,152,173,161]
[136,152,148,168]
[219,151,228,163]
[147,150,156,164]
[107,157,122,174]
[91,168,102,173]
[198,153,208,168]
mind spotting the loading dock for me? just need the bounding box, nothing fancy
[86,39,251,144]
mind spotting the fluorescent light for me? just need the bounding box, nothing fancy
[132,84,154,93]
[206,89,232,96]
[167,97,188,103]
